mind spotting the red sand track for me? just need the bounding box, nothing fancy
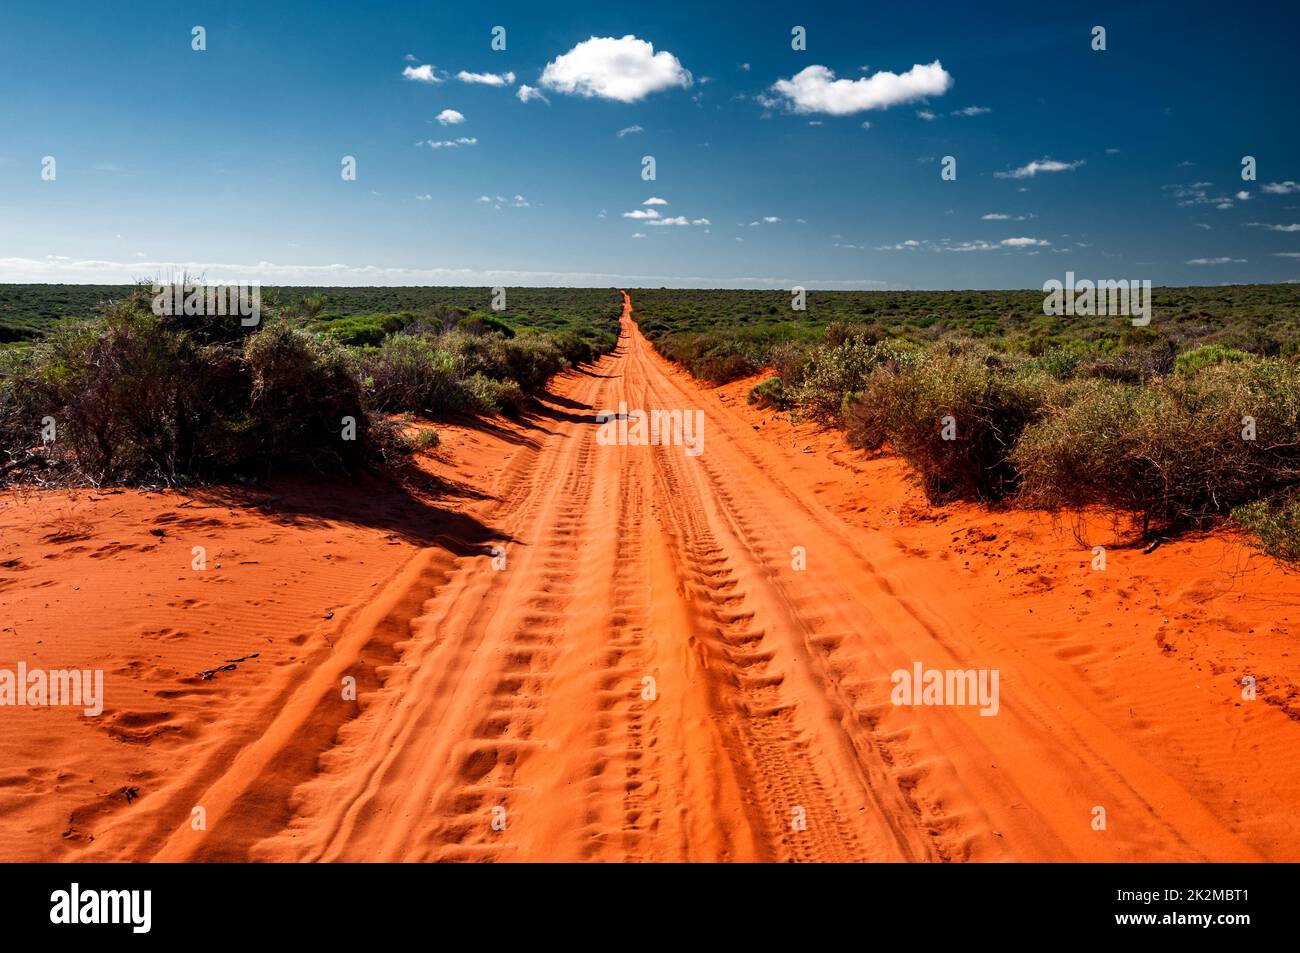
[2,291,1299,861]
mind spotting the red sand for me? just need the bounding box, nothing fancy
[1,291,1297,861]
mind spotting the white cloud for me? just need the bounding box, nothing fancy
[425,137,477,149]
[1236,190,1252,201]
[631,233,646,239]
[415,194,432,201]
[952,105,990,117]
[995,157,1085,179]
[860,121,871,130]
[540,35,692,103]
[436,109,465,125]
[1186,257,1246,265]
[623,208,660,220]
[643,197,668,205]
[762,216,781,223]
[877,237,1048,253]
[1164,182,1244,210]
[456,70,515,86]
[1275,252,1300,258]
[916,110,937,121]
[404,54,419,62]
[768,61,952,116]
[402,64,443,84]
[692,218,711,226]
[0,255,889,289]
[1246,222,1300,232]
[981,213,1011,220]
[617,125,644,138]
[516,85,548,104]
[1261,181,1300,195]
[648,216,690,226]
[481,194,532,209]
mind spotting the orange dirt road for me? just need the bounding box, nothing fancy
[36,291,1299,862]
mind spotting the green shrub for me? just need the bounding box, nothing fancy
[361,335,475,415]
[748,376,788,410]
[867,354,1054,502]
[497,333,568,392]
[456,312,516,338]
[695,349,759,384]
[6,299,388,483]
[315,313,411,347]
[466,374,526,415]
[655,331,764,384]
[407,427,441,452]
[1234,496,1300,567]
[1013,359,1300,534]
[1175,344,1249,376]
[551,326,616,366]
[794,338,917,424]
[243,324,372,472]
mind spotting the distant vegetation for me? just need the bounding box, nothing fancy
[632,285,1300,565]
[0,284,621,344]
[0,284,620,486]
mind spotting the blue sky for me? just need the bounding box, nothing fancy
[1,0,1298,289]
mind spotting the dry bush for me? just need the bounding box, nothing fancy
[857,352,1054,502]
[1013,358,1300,534]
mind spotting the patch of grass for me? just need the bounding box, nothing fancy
[1234,495,1300,567]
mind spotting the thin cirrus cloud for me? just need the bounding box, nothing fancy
[1187,257,1247,264]
[456,70,515,86]
[425,137,476,149]
[540,35,692,103]
[1246,222,1300,232]
[766,61,952,115]
[478,194,530,209]
[647,216,709,227]
[617,125,644,138]
[436,109,465,125]
[877,237,1050,252]
[995,157,1085,179]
